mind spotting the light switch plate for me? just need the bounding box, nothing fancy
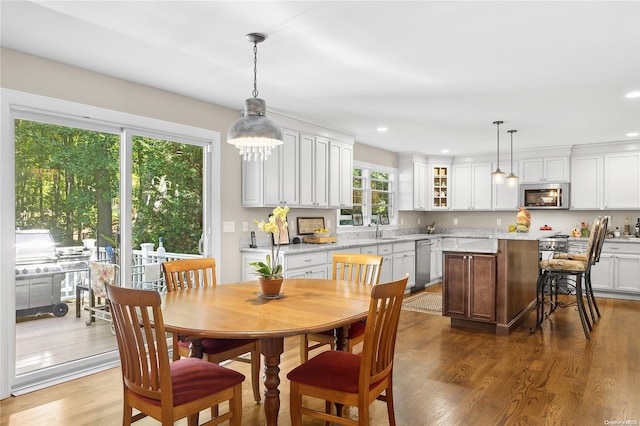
[223,221,235,233]
[453,218,459,225]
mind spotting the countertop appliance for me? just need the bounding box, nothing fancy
[15,229,90,317]
[520,183,570,209]
[415,239,434,291]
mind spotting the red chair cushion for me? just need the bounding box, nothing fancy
[287,350,362,393]
[178,338,255,354]
[139,357,245,407]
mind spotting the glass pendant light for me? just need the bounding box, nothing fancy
[227,33,283,161]
[506,129,519,188]
[491,120,505,184]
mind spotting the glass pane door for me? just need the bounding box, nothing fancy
[14,119,120,376]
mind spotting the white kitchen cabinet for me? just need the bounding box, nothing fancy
[520,157,569,183]
[398,154,429,211]
[430,164,450,210]
[283,251,328,279]
[360,245,377,255]
[492,162,519,210]
[603,152,640,209]
[571,155,603,209]
[241,252,284,282]
[451,163,492,210]
[328,141,353,209]
[590,242,640,295]
[380,255,393,284]
[263,128,300,206]
[392,241,416,290]
[299,134,329,207]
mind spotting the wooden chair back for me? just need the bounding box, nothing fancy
[105,284,171,405]
[332,253,383,285]
[359,274,408,390]
[162,258,216,292]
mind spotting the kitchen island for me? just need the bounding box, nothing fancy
[442,234,541,336]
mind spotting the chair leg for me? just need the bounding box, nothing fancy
[586,271,601,318]
[290,382,303,426]
[230,383,243,426]
[250,342,261,403]
[299,335,309,363]
[574,275,591,340]
[385,385,396,426]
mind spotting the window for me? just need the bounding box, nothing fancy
[339,162,395,227]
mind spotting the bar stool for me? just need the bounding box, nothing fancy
[531,217,601,340]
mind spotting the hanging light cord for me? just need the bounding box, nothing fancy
[494,120,502,167]
[510,130,514,170]
[252,41,259,99]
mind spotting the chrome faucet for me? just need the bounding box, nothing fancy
[375,214,382,239]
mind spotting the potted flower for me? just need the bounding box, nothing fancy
[249,206,289,297]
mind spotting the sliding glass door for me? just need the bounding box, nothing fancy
[3,91,217,395]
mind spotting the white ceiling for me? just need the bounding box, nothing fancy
[1,1,639,157]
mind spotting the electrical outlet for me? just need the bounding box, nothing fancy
[400,218,404,225]
[243,221,249,232]
[418,218,421,225]
[497,218,502,226]
[453,218,459,226]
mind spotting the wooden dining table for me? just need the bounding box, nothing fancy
[160,278,373,426]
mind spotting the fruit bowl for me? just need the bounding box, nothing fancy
[314,231,330,237]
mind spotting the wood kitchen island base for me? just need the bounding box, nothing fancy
[444,239,539,335]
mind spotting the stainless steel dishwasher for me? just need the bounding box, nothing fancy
[415,239,433,290]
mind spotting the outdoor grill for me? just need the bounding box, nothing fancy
[15,229,90,317]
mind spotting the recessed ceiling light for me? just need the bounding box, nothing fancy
[440,149,450,154]
[627,132,639,137]
[625,91,640,98]
[376,127,388,132]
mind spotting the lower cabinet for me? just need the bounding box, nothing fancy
[284,251,328,279]
[430,238,443,282]
[590,243,640,295]
[443,252,496,322]
[392,242,416,290]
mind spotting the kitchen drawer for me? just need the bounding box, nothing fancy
[377,244,393,256]
[602,241,640,254]
[360,245,377,255]
[285,251,328,270]
[393,241,415,253]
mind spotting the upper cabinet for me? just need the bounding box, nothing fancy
[451,162,492,210]
[328,141,353,209]
[263,129,300,206]
[603,152,640,209]
[571,155,603,210]
[520,157,569,183]
[299,134,329,208]
[397,154,451,211]
[492,161,520,210]
[241,115,354,208]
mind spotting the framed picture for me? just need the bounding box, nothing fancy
[297,217,325,235]
[271,214,290,245]
[380,213,390,225]
[352,213,363,226]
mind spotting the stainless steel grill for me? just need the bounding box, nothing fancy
[15,230,90,317]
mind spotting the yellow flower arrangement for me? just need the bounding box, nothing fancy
[249,205,289,279]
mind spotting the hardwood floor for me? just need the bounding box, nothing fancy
[2,292,639,425]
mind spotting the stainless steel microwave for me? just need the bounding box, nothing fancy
[520,183,570,209]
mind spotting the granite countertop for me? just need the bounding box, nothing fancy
[240,230,563,255]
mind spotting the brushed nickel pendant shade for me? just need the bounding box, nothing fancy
[227,33,283,161]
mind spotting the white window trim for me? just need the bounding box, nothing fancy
[337,160,398,233]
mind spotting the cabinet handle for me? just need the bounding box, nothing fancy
[304,259,312,262]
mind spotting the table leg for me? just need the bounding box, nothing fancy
[334,325,351,418]
[260,337,284,426]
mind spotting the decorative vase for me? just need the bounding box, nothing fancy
[515,207,531,233]
[258,277,283,297]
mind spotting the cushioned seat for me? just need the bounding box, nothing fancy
[105,284,244,425]
[288,275,408,425]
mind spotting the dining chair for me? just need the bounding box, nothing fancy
[104,284,244,426]
[162,258,261,403]
[534,217,602,340]
[299,253,383,363]
[287,274,408,426]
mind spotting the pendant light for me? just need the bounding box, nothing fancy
[491,120,505,184]
[506,129,519,188]
[227,33,283,161]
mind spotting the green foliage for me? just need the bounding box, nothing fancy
[15,120,203,254]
